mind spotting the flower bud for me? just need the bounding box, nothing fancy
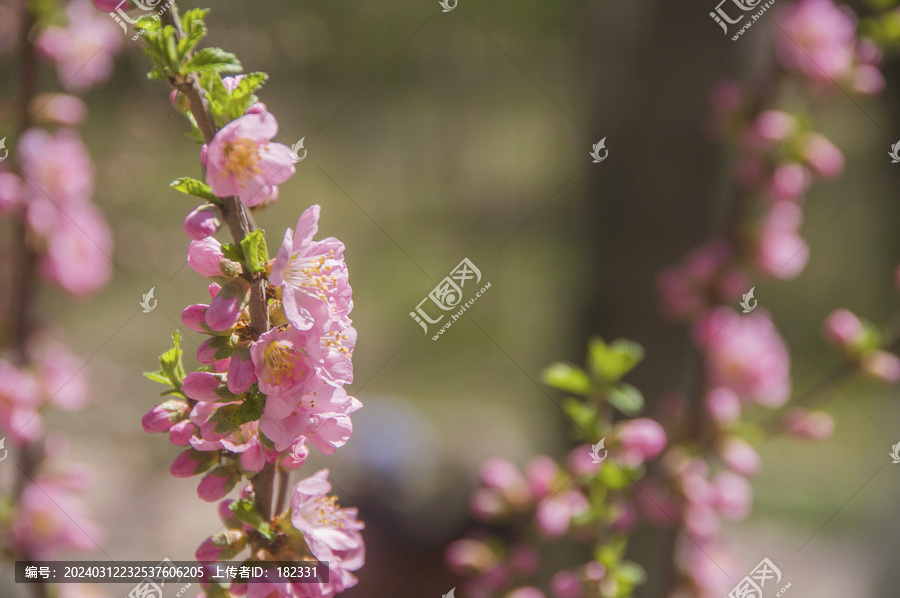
[169,420,195,446]
[802,132,844,179]
[184,205,222,240]
[198,466,240,502]
[187,237,225,278]
[181,304,210,333]
[823,309,865,351]
[170,448,218,478]
[783,408,834,440]
[182,372,224,402]
[860,350,900,383]
[720,437,760,477]
[705,387,740,424]
[551,570,583,598]
[226,349,256,394]
[712,470,752,521]
[195,530,246,562]
[205,277,250,332]
[508,588,545,598]
[616,418,667,465]
[141,399,190,433]
[445,538,493,574]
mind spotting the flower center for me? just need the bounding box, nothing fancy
[302,495,345,529]
[264,340,300,385]
[223,138,263,182]
[281,251,337,301]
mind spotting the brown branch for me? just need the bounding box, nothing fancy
[160,3,273,520]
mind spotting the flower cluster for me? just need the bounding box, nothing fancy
[0,0,120,579]
[136,6,363,596]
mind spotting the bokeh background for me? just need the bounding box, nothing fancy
[5,0,900,595]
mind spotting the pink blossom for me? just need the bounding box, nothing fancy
[20,128,94,205]
[37,0,123,92]
[712,471,752,520]
[860,350,900,382]
[38,343,88,410]
[551,570,583,598]
[767,163,811,202]
[705,387,741,424]
[271,205,352,331]
[775,0,857,83]
[655,240,744,320]
[182,372,224,402]
[783,408,834,440]
[508,588,546,598]
[446,538,494,574]
[526,455,559,498]
[187,237,226,278]
[204,107,295,206]
[803,132,845,179]
[183,205,222,240]
[303,396,362,455]
[852,64,885,94]
[12,476,102,559]
[227,350,256,394]
[744,111,796,148]
[755,203,808,279]
[823,308,864,350]
[31,93,88,127]
[0,361,43,442]
[290,470,365,581]
[142,399,189,433]
[170,448,217,478]
[198,467,240,502]
[615,418,667,465]
[205,277,250,332]
[181,304,210,332]
[535,489,589,538]
[720,437,761,477]
[0,172,23,213]
[251,327,317,410]
[694,308,792,407]
[39,203,113,296]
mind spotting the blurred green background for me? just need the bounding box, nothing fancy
[5,0,900,595]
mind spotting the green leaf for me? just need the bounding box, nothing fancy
[209,391,264,434]
[220,243,245,263]
[229,499,276,540]
[240,230,269,273]
[542,362,592,395]
[563,397,598,440]
[599,462,634,490]
[588,337,644,383]
[179,8,210,59]
[170,177,217,202]
[144,332,186,390]
[184,47,242,74]
[606,383,644,416]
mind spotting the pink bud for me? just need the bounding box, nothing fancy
[749,111,795,146]
[720,437,760,477]
[525,455,558,498]
[181,304,209,333]
[0,172,23,213]
[584,561,605,581]
[197,467,239,502]
[196,339,220,364]
[187,237,225,278]
[445,539,493,574]
[712,470,752,520]
[205,277,250,332]
[31,94,87,126]
[852,64,885,95]
[184,205,222,240]
[480,458,525,493]
[705,387,741,424]
[169,420,195,446]
[508,588,546,598]
[616,418,667,465]
[141,400,189,433]
[783,408,834,440]
[195,530,245,562]
[551,570,583,598]
[170,448,217,478]
[803,133,845,179]
[767,163,811,202]
[469,488,506,520]
[823,309,864,350]
[182,372,223,402]
[226,350,256,394]
[861,350,900,383]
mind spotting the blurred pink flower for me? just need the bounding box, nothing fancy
[551,570,583,598]
[0,361,43,442]
[39,203,113,296]
[720,437,761,477]
[783,408,834,440]
[37,0,123,92]
[615,418,667,466]
[705,387,741,424]
[20,128,94,205]
[823,308,864,350]
[694,308,791,408]
[775,0,857,83]
[755,202,808,279]
[204,106,295,206]
[802,132,845,179]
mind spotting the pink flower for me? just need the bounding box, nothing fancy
[860,350,900,382]
[20,128,94,205]
[183,205,222,240]
[615,418,667,465]
[535,489,589,538]
[655,240,745,321]
[803,132,844,179]
[31,93,88,127]
[303,395,362,455]
[755,203,808,279]
[204,107,295,206]
[36,0,123,92]
[551,570,583,598]
[187,237,226,278]
[783,407,834,440]
[744,111,796,148]
[38,343,88,410]
[775,0,857,84]
[290,470,365,577]
[198,467,240,502]
[508,588,546,598]
[694,308,792,407]
[705,387,741,424]
[182,372,224,402]
[712,471,752,521]
[12,476,102,559]
[271,205,352,331]
[767,163,811,202]
[39,203,113,296]
[251,327,317,409]
[142,399,189,433]
[823,308,864,350]
[0,361,43,442]
[446,538,494,574]
[206,277,250,332]
[720,437,761,477]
